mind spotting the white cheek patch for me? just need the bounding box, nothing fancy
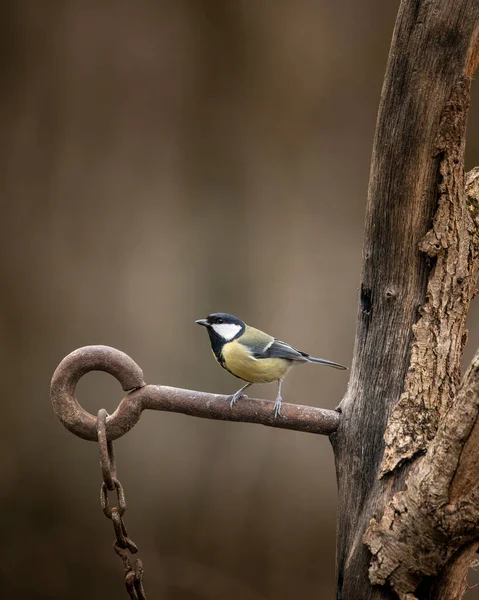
[211,323,242,340]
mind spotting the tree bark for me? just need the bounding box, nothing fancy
[331,1,479,599]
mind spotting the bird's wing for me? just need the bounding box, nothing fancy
[236,326,275,357]
[252,338,308,362]
[236,326,308,362]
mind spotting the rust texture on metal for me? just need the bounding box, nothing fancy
[97,409,146,599]
[51,345,341,441]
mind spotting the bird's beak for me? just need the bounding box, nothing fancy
[195,319,209,327]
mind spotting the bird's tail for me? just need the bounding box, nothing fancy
[305,355,347,369]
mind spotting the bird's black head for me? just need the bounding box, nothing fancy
[195,313,246,349]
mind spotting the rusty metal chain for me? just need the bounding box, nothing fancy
[97,409,146,599]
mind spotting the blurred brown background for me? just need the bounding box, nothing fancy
[3,1,479,598]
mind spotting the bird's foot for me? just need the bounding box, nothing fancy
[230,390,247,408]
[273,396,282,419]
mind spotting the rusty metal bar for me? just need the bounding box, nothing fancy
[51,346,341,441]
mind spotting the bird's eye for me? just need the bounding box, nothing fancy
[217,318,224,324]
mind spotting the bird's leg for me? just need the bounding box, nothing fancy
[230,382,252,408]
[273,380,283,418]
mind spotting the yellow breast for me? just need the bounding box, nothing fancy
[221,340,293,383]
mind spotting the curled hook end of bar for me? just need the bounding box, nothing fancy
[51,345,146,441]
[54,345,146,391]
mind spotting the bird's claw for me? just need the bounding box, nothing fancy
[273,396,282,419]
[230,391,247,408]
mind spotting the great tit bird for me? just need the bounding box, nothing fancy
[195,312,346,418]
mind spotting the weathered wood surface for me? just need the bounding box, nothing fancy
[331,1,479,598]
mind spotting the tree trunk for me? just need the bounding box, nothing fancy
[331,1,479,599]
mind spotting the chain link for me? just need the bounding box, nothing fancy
[97,409,147,599]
